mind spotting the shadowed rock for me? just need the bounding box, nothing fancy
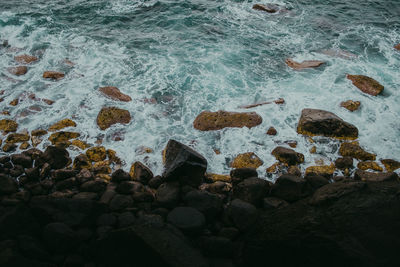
[339,142,375,161]
[271,146,304,165]
[354,170,398,182]
[193,110,262,131]
[347,74,384,96]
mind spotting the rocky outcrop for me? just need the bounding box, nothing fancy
[193,110,262,131]
[14,54,38,64]
[231,152,263,169]
[7,66,27,76]
[96,107,131,130]
[297,108,358,139]
[339,141,376,161]
[285,58,324,70]
[43,71,65,80]
[99,86,132,102]
[271,146,304,165]
[340,100,360,112]
[346,74,384,96]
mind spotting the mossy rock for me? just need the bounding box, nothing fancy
[96,107,131,130]
[86,146,107,162]
[0,119,18,133]
[305,163,336,178]
[340,100,361,112]
[231,152,263,169]
[357,161,383,172]
[71,140,91,150]
[5,133,30,143]
[339,142,376,161]
[206,173,231,183]
[49,119,77,131]
[380,159,400,172]
[48,131,80,145]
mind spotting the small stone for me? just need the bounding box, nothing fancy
[48,131,80,145]
[285,58,324,70]
[271,174,311,202]
[167,207,205,234]
[96,107,131,130]
[42,99,55,105]
[266,127,277,135]
[305,163,336,178]
[271,146,304,165]
[193,110,262,131]
[288,165,301,176]
[357,161,383,172]
[49,119,76,131]
[99,86,132,102]
[107,149,121,164]
[339,141,376,161]
[86,146,107,162]
[135,146,153,155]
[347,74,384,96]
[43,71,64,80]
[266,162,280,174]
[231,152,263,169]
[111,169,130,183]
[14,54,38,64]
[0,119,18,133]
[7,66,27,76]
[340,100,361,112]
[287,141,297,148]
[381,159,400,172]
[310,146,317,153]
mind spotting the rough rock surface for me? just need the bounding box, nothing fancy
[99,86,132,102]
[43,71,65,80]
[14,54,38,64]
[49,119,76,131]
[7,66,28,76]
[0,119,18,133]
[347,74,384,96]
[297,108,358,139]
[193,110,262,131]
[271,146,304,165]
[381,159,400,172]
[271,174,311,202]
[96,107,131,130]
[354,170,398,182]
[339,142,376,161]
[285,58,325,70]
[231,152,263,169]
[340,100,360,111]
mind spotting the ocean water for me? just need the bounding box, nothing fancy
[1,0,400,179]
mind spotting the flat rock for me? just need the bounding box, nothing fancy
[43,71,65,80]
[7,66,28,76]
[297,108,358,139]
[193,110,262,131]
[285,58,324,70]
[357,161,383,172]
[99,86,132,102]
[14,54,38,64]
[347,74,384,96]
[339,141,375,161]
[96,107,131,130]
[340,100,360,112]
[354,170,398,182]
[167,207,206,234]
[271,146,304,165]
[5,133,30,143]
[231,152,263,169]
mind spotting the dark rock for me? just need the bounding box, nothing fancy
[118,212,136,228]
[72,154,91,170]
[198,236,236,258]
[99,86,132,102]
[42,222,77,253]
[72,192,98,200]
[0,174,17,194]
[184,190,223,220]
[0,156,10,164]
[233,177,271,207]
[55,177,76,190]
[53,169,78,181]
[285,58,325,70]
[335,156,354,169]
[111,169,131,183]
[228,199,258,231]
[155,182,180,208]
[347,74,384,96]
[253,3,279,13]
[75,168,93,184]
[40,163,51,179]
[230,168,258,185]
[167,207,206,234]
[219,227,239,241]
[99,189,116,205]
[297,108,358,140]
[305,174,330,190]
[263,197,289,210]
[271,174,311,202]
[40,146,70,169]
[162,139,207,187]
[271,146,305,165]
[354,170,398,182]
[97,213,117,227]
[200,181,232,195]
[109,194,133,211]
[17,235,50,261]
[130,161,153,184]
[11,153,32,168]
[148,175,163,189]
[339,142,376,161]
[80,179,107,193]
[116,181,143,194]
[381,159,400,172]
[9,165,24,177]
[25,167,40,182]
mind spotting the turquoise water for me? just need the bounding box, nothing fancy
[1,0,400,178]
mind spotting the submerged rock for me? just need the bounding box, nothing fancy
[99,86,132,102]
[43,71,65,80]
[346,74,384,96]
[339,141,376,161]
[340,100,360,112]
[253,3,279,13]
[162,140,207,187]
[193,110,262,131]
[0,119,18,133]
[271,146,304,166]
[96,107,131,130]
[14,54,38,64]
[231,152,263,169]
[297,108,358,139]
[285,58,325,70]
[49,119,77,131]
[381,159,400,172]
[7,66,28,76]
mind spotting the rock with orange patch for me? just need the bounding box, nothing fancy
[86,146,107,162]
[193,110,262,131]
[48,131,80,145]
[231,152,263,169]
[305,163,335,178]
[5,133,30,143]
[99,86,132,102]
[71,140,91,150]
[357,161,383,172]
[206,173,231,183]
[339,141,376,161]
[380,159,400,172]
[0,119,18,133]
[49,119,77,131]
[7,66,27,76]
[285,58,324,70]
[43,71,64,80]
[346,74,384,96]
[106,149,122,164]
[340,100,360,112]
[14,54,38,64]
[96,107,131,130]
[266,162,280,174]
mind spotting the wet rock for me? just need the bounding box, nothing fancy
[381,159,400,172]
[7,66,27,76]
[19,142,30,150]
[148,176,163,189]
[43,71,65,80]
[48,131,80,145]
[71,139,91,150]
[231,152,263,171]
[228,199,258,231]
[40,146,70,169]
[11,153,32,168]
[14,54,38,64]
[42,222,77,252]
[49,119,76,131]
[271,146,304,165]
[357,161,383,172]
[233,177,271,207]
[305,163,336,178]
[73,154,91,170]
[111,169,131,183]
[253,3,279,13]
[271,174,311,202]
[31,129,47,136]
[97,213,117,227]
[206,173,231,183]
[266,126,277,135]
[109,194,133,211]
[86,146,106,162]
[25,167,40,181]
[263,197,289,210]
[335,157,353,170]
[395,43,400,50]
[5,133,30,143]
[99,86,132,102]
[184,190,223,220]
[130,161,153,184]
[285,58,324,70]
[116,181,143,194]
[339,141,375,161]
[155,182,180,208]
[354,170,398,182]
[347,74,384,96]
[53,169,77,181]
[230,168,258,185]
[304,174,329,190]
[288,165,302,176]
[167,207,205,235]
[2,143,16,152]
[193,110,262,131]
[0,174,17,194]
[297,108,358,139]
[81,179,107,192]
[96,107,131,130]
[0,119,18,133]
[162,139,207,187]
[340,100,361,112]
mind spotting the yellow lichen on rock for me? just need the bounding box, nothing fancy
[266,162,281,173]
[31,129,47,136]
[107,149,122,164]
[380,159,400,172]
[96,174,111,181]
[49,119,77,131]
[206,173,232,183]
[231,152,263,169]
[357,161,383,172]
[305,163,335,177]
[86,146,107,162]
[71,140,91,150]
[0,119,18,133]
[96,107,131,130]
[19,142,30,150]
[339,141,376,161]
[5,133,30,143]
[48,131,80,145]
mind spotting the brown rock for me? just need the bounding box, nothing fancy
[48,131,80,145]
[206,173,231,183]
[266,162,281,174]
[305,163,335,178]
[7,66,28,76]
[285,58,324,70]
[5,133,30,143]
[49,119,76,131]
[271,146,304,165]
[231,152,263,169]
[99,86,132,102]
[19,142,30,150]
[266,127,277,135]
[14,54,38,64]
[287,141,297,148]
[130,161,153,184]
[339,141,376,161]
[43,71,65,80]
[253,4,278,13]
[0,119,18,133]
[193,110,262,131]
[9,99,19,106]
[346,74,384,96]
[86,146,107,162]
[381,159,400,172]
[354,169,398,182]
[31,129,47,136]
[357,161,383,172]
[73,154,92,170]
[297,108,358,140]
[340,100,360,112]
[394,44,400,50]
[309,146,317,153]
[71,140,91,150]
[42,99,55,105]
[96,107,131,130]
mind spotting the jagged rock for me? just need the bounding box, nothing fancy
[285,58,325,70]
[167,207,205,235]
[231,152,263,169]
[340,100,361,112]
[48,131,80,145]
[40,146,70,169]
[297,108,358,139]
[5,133,30,143]
[0,119,18,133]
[162,139,207,187]
[155,182,180,208]
[193,110,262,131]
[335,157,353,169]
[96,107,131,130]
[305,163,336,178]
[14,54,38,64]
[271,174,311,202]
[184,190,223,220]
[357,161,383,172]
[380,159,400,172]
[347,74,384,96]
[354,170,398,182]
[130,161,153,184]
[49,119,76,131]
[233,177,271,207]
[339,141,375,161]
[86,146,106,162]
[228,199,258,231]
[99,86,132,102]
[271,146,304,165]
[0,174,18,194]
[43,71,64,80]
[7,66,28,76]
[263,197,289,210]
[266,126,277,135]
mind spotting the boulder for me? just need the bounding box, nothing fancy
[116,181,143,195]
[53,169,77,181]
[206,173,231,183]
[304,174,329,190]
[380,159,400,172]
[339,141,375,161]
[99,86,132,102]
[71,139,90,149]
[43,71,64,80]
[354,170,398,182]
[233,177,271,207]
[130,161,153,184]
[14,54,38,64]
[297,108,358,139]
[263,197,289,210]
[162,139,207,187]
[271,174,311,202]
[111,169,131,183]
[11,153,32,168]
[48,119,76,131]
[40,146,70,169]
[231,152,263,169]
[167,207,206,235]
[7,66,27,76]
[80,179,107,192]
[357,161,383,172]
[184,190,223,220]
[193,110,262,131]
[340,100,361,112]
[96,107,131,130]
[227,199,258,231]
[31,129,47,136]
[0,119,18,133]
[347,74,384,96]
[285,58,324,70]
[155,182,180,208]
[271,146,304,165]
